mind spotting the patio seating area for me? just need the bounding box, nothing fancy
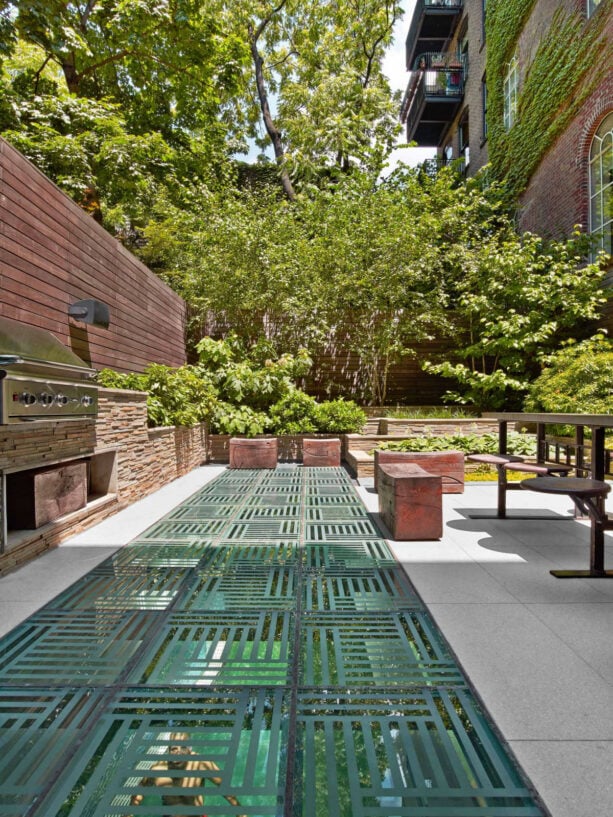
[0,464,612,816]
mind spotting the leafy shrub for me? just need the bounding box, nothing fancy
[314,399,367,433]
[195,335,313,409]
[269,391,319,434]
[210,403,269,436]
[97,364,217,427]
[525,336,613,414]
[377,431,536,457]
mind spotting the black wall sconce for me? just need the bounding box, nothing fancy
[68,299,110,329]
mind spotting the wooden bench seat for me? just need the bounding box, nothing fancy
[377,463,442,541]
[466,453,572,518]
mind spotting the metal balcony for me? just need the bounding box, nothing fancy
[405,0,464,70]
[400,53,466,147]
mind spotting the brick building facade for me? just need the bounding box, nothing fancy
[402,0,612,253]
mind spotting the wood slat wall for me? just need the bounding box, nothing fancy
[0,137,187,372]
[302,337,453,405]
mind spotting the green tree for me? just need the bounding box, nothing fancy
[424,225,609,410]
[226,0,403,194]
[525,335,613,414]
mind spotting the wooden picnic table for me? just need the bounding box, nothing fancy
[488,412,613,482]
[521,476,613,578]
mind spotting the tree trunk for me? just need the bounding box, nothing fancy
[248,23,296,201]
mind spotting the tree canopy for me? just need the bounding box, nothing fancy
[1,0,609,408]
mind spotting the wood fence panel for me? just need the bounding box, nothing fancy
[0,137,187,372]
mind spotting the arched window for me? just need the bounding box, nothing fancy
[589,112,613,255]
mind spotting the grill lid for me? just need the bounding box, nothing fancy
[0,316,95,380]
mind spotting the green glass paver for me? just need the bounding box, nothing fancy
[140,519,228,540]
[47,568,189,610]
[304,567,420,611]
[0,688,102,816]
[179,566,297,611]
[99,542,211,570]
[130,611,293,686]
[41,687,287,817]
[295,688,544,817]
[200,543,299,570]
[0,610,153,686]
[304,520,380,541]
[166,503,237,520]
[238,505,301,519]
[0,464,547,816]
[247,492,302,506]
[226,519,301,539]
[305,506,370,521]
[303,541,396,571]
[304,494,363,506]
[301,611,462,687]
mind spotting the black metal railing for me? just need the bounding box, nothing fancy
[401,52,466,139]
[405,0,464,70]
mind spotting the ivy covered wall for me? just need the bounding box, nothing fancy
[486,0,612,200]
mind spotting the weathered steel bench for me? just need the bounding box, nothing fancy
[374,449,465,493]
[377,462,442,540]
[521,476,613,578]
[466,453,572,518]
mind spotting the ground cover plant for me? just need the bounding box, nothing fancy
[376,431,536,457]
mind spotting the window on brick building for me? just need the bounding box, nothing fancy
[503,52,518,131]
[588,0,602,18]
[589,112,613,255]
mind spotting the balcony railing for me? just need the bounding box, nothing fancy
[405,0,464,70]
[400,53,466,147]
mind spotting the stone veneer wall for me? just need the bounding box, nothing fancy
[0,387,207,575]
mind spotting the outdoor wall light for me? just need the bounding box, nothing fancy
[68,299,111,329]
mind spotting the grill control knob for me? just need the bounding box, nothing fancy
[38,392,54,406]
[19,391,36,406]
[81,395,94,407]
[55,394,69,406]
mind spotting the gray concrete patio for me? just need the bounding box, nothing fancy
[0,466,611,816]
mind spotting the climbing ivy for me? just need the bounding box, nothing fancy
[486,1,612,199]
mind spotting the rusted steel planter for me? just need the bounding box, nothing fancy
[229,437,278,469]
[208,434,342,464]
[302,437,341,467]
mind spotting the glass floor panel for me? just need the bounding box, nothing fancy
[0,465,547,816]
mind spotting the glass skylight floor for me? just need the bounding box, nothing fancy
[0,465,547,816]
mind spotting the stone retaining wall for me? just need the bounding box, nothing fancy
[0,388,207,574]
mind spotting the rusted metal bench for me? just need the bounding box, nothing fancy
[374,449,465,493]
[521,476,613,577]
[466,453,572,518]
[377,462,442,541]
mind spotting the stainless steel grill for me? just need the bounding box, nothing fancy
[0,317,98,424]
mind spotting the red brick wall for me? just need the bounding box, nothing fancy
[518,3,613,240]
[441,0,489,174]
[0,137,188,372]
